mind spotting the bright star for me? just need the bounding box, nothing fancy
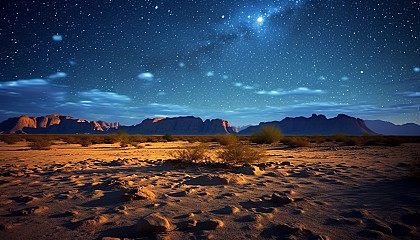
[257,17,263,23]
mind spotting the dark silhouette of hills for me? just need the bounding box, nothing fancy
[239,114,376,136]
[365,120,420,136]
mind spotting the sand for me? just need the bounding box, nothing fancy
[0,140,419,239]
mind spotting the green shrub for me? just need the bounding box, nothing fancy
[170,143,208,162]
[251,126,283,144]
[282,136,310,148]
[218,142,265,164]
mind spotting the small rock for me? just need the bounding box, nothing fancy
[340,209,369,218]
[212,205,240,214]
[366,219,392,234]
[79,215,108,228]
[271,193,293,204]
[102,237,121,240]
[176,219,197,231]
[136,213,171,233]
[124,187,155,201]
[236,165,263,175]
[236,214,263,223]
[183,175,229,186]
[197,219,224,230]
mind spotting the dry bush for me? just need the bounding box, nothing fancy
[331,133,348,142]
[0,135,23,144]
[218,142,265,164]
[170,143,209,162]
[28,136,53,150]
[343,137,362,146]
[282,136,310,148]
[251,125,283,144]
[217,134,238,146]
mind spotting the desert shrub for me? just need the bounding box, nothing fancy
[343,137,362,146]
[331,133,348,142]
[163,133,174,141]
[79,137,92,147]
[170,143,208,162]
[217,134,238,146]
[113,131,130,147]
[282,136,310,148]
[28,137,52,150]
[251,126,283,144]
[218,142,265,164]
[0,135,23,144]
[310,134,327,144]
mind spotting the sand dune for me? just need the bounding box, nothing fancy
[0,141,419,239]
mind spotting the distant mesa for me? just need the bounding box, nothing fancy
[0,114,236,135]
[238,114,376,136]
[0,114,120,134]
[120,116,237,135]
[365,120,420,136]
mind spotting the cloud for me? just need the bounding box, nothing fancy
[49,72,67,79]
[206,71,215,77]
[78,89,131,105]
[256,87,326,96]
[0,79,48,89]
[52,34,63,41]
[397,91,420,98]
[137,72,154,81]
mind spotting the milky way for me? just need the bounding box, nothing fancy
[1,0,419,126]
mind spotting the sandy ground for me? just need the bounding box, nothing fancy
[0,141,419,240]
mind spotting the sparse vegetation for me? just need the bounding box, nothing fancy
[218,142,265,164]
[170,143,209,162]
[282,136,310,148]
[251,126,283,144]
[162,133,174,142]
[27,136,53,150]
[0,134,23,144]
[216,134,238,146]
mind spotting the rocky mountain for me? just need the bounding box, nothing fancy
[0,114,120,134]
[0,115,236,135]
[239,114,376,136]
[365,120,420,136]
[121,116,237,135]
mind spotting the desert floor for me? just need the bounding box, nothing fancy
[0,141,419,240]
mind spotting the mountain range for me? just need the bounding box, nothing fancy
[238,114,375,135]
[0,113,419,136]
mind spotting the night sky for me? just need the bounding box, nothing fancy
[1,0,419,126]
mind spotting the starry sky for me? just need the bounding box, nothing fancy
[1,0,419,126]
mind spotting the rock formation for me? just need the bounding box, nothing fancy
[239,114,376,136]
